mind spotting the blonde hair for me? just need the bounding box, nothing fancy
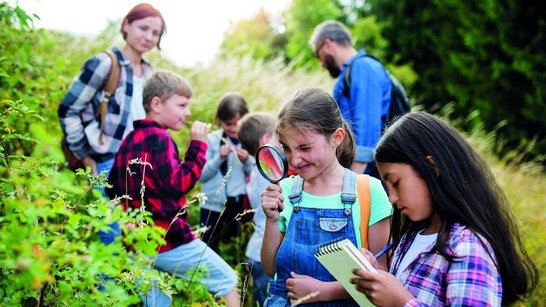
[143,70,192,113]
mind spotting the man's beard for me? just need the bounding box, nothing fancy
[324,54,340,78]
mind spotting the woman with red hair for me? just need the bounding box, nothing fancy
[57,5,169,303]
[59,3,166,177]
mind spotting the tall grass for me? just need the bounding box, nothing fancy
[443,108,545,305]
[163,54,332,119]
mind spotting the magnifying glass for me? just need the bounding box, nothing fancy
[255,145,289,183]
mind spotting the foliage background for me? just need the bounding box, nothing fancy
[1,0,544,305]
[220,0,546,165]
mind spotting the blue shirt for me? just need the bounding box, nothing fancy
[333,49,392,163]
[199,129,254,213]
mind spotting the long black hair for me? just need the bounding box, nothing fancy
[374,111,538,304]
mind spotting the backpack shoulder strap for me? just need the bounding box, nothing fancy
[364,54,382,65]
[288,175,304,205]
[103,50,120,96]
[356,174,371,249]
[98,50,121,145]
[342,54,366,96]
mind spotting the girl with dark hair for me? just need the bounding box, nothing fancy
[199,92,254,252]
[351,111,538,306]
[261,88,392,305]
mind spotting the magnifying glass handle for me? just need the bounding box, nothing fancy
[263,184,284,215]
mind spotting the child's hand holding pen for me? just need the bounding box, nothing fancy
[374,242,395,260]
[351,243,412,307]
[358,242,395,271]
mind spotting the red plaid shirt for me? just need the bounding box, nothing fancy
[106,119,207,253]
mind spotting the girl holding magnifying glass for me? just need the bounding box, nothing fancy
[261,88,392,306]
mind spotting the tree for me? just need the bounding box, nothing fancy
[283,0,345,68]
[218,8,282,61]
[370,0,546,162]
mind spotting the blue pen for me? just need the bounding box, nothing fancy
[374,242,395,259]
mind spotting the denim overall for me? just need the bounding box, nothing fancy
[264,169,360,307]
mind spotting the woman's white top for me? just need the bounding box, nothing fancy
[128,75,146,128]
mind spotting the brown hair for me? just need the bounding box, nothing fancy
[215,92,249,125]
[277,88,355,168]
[237,112,276,156]
[120,3,166,49]
[143,70,192,113]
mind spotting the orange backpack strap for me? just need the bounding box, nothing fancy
[357,174,371,249]
[97,50,121,145]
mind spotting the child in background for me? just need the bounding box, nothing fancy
[106,70,240,307]
[261,88,392,306]
[237,112,277,307]
[351,112,538,306]
[200,93,254,252]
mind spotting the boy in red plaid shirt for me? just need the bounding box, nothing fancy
[106,70,239,306]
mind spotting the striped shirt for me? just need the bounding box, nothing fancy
[391,223,502,306]
[106,119,207,253]
[58,47,153,161]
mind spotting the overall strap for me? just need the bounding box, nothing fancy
[288,176,304,204]
[290,170,357,205]
[357,174,371,249]
[340,169,357,204]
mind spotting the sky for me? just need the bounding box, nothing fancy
[15,0,291,67]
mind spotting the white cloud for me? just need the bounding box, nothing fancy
[15,0,291,67]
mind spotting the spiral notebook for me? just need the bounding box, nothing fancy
[315,239,376,306]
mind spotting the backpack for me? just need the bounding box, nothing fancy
[356,174,371,249]
[61,50,121,171]
[343,54,411,125]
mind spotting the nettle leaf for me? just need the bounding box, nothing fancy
[58,280,72,296]
[174,279,186,291]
